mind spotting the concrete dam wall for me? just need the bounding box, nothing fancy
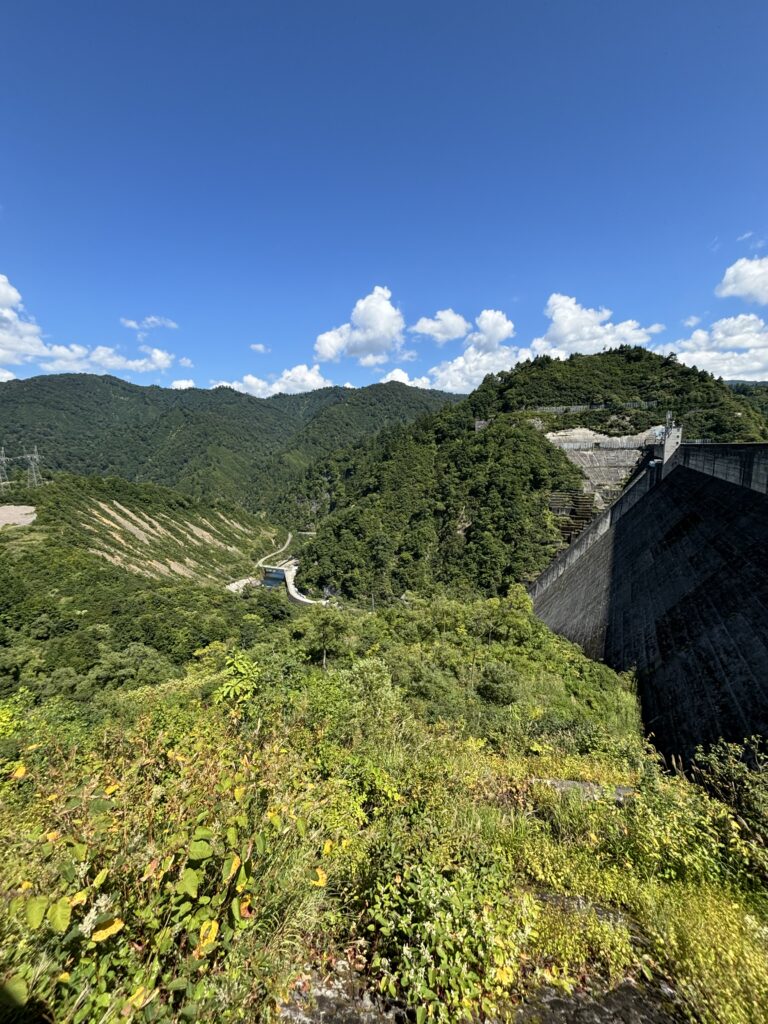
[532,445,768,764]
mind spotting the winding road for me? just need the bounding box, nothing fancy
[257,531,293,568]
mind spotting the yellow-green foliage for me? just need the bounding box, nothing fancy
[1,648,766,1023]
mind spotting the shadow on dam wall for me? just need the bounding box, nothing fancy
[532,458,768,765]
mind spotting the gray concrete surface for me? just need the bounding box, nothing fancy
[532,447,768,763]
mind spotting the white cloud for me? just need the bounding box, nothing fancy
[662,313,768,379]
[427,308,517,392]
[39,344,174,374]
[0,274,49,366]
[715,256,768,305]
[171,378,195,389]
[0,274,177,375]
[428,346,517,393]
[683,315,701,328]
[409,308,470,344]
[343,382,355,389]
[737,231,754,242]
[0,276,22,308]
[250,343,270,354]
[179,356,194,368]
[466,309,516,352]
[121,315,178,342]
[381,367,432,388]
[0,368,15,382]
[523,293,665,360]
[315,285,405,365]
[213,363,333,398]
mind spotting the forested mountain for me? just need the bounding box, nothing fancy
[292,347,768,600]
[484,346,768,441]
[0,374,460,506]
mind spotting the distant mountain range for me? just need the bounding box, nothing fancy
[0,374,460,506]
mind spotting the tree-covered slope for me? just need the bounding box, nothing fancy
[292,410,581,600]
[291,347,768,601]
[728,380,768,421]
[0,476,283,701]
[0,375,460,505]
[485,346,767,441]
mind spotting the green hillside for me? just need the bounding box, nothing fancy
[292,347,768,601]
[0,375,460,506]
[2,577,767,1022]
[0,476,282,702]
[728,380,768,421]
[487,347,767,441]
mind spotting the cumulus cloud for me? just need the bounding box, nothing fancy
[381,367,432,388]
[250,343,270,354]
[522,293,665,360]
[39,344,174,374]
[171,378,195,389]
[0,273,177,375]
[179,356,194,368]
[315,286,405,366]
[0,276,22,308]
[715,256,768,305]
[409,308,470,344]
[0,368,15,382]
[427,309,517,392]
[214,363,333,398]
[429,346,517,392]
[661,313,768,379]
[466,309,516,351]
[683,315,701,328]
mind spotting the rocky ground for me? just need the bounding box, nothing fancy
[278,962,687,1024]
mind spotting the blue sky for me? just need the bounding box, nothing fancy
[1,0,767,393]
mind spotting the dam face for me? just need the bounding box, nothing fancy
[532,446,768,764]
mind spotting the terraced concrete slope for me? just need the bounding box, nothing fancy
[533,456,768,763]
[546,426,662,509]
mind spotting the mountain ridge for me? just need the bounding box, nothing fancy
[0,373,461,505]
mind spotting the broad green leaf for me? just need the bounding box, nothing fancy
[26,896,48,930]
[178,867,200,898]
[0,976,28,1007]
[92,867,108,889]
[188,840,213,861]
[47,897,72,934]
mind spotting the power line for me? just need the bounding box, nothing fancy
[0,445,44,489]
[25,446,43,488]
